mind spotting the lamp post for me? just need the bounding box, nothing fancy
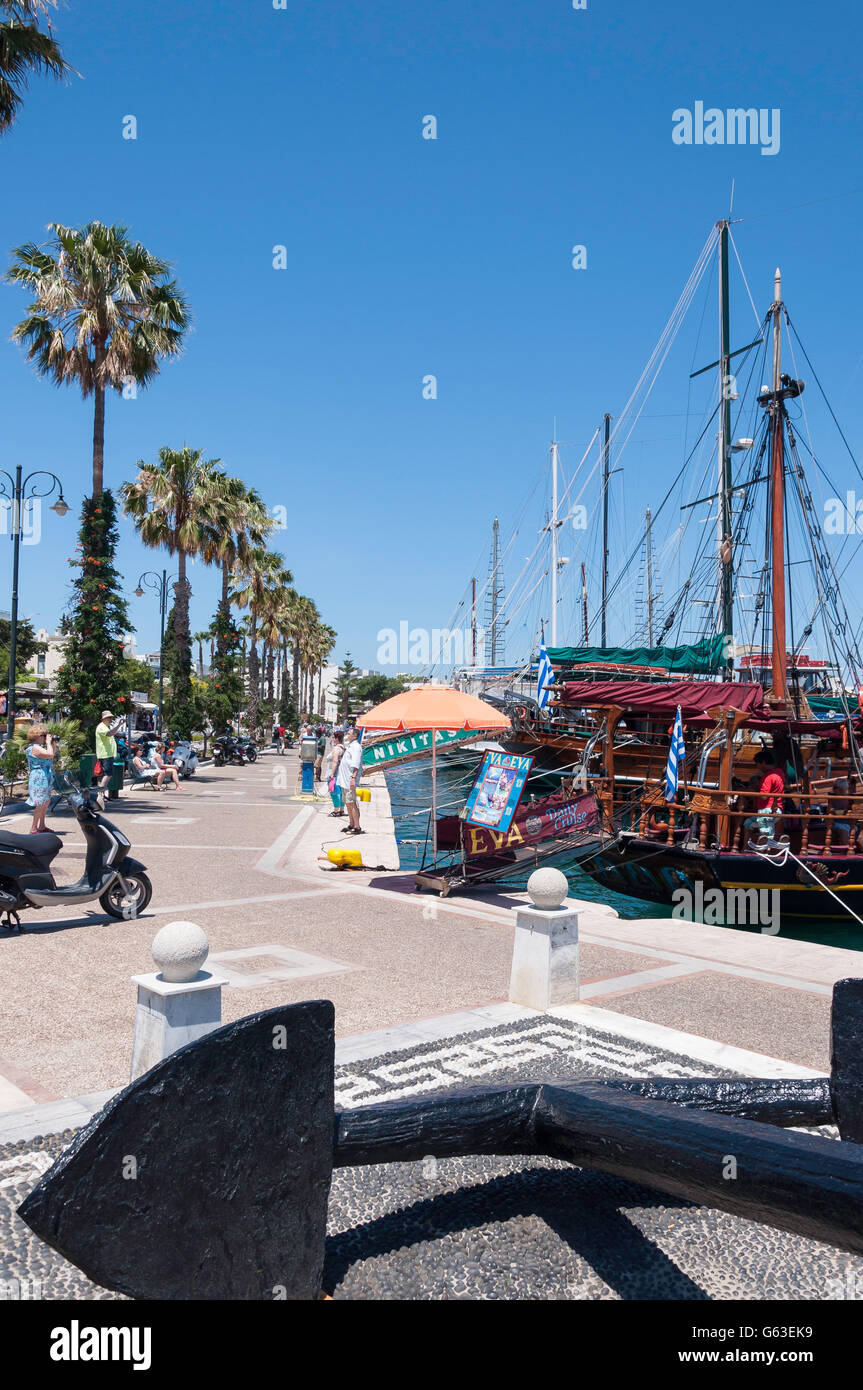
[133,570,179,734]
[1,466,69,737]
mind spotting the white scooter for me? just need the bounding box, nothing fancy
[171,740,199,779]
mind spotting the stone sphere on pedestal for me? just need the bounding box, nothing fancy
[152,921,210,982]
[527,867,569,911]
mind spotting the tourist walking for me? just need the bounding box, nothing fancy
[26,724,55,834]
[95,709,121,810]
[328,731,345,817]
[314,726,326,783]
[336,725,363,834]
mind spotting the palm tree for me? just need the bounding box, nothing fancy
[260,574,295,707]
[308,622,336,718]
[230,547,290,733]
[121,447,219,708]
[192,629,210,679]
[199,474,272,667]
[6,222,189,495]
[285,593,319,714]
[0,1,71,135]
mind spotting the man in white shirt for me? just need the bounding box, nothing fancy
[336,726,363,834]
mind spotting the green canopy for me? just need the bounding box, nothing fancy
[808,694,859,716]
[546,633,728,675]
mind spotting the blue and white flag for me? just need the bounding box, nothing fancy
[664,705,685,802]
[536,640,553,709]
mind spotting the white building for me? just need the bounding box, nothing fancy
[29,628,67,682]
[322,667,389,722]
[28,629,139,683]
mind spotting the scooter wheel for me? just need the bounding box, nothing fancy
[100,871,153,921]
[246,749,257,763]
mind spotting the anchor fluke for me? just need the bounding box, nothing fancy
[18,1000,335,1301]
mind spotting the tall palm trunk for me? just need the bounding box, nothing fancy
[292,643,300,710]
[267,643,275,704]
[92,345,106,496]
[218,561,230,662]
[174,550,192,700]
[247,611,260,731]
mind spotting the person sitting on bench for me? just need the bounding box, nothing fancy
[130,743,160,787]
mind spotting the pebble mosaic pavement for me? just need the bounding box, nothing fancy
[1,1015,861,1301]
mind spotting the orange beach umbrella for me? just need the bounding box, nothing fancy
[357,687,511,864]
[357,686,512,734]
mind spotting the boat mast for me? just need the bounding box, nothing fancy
[769,268,788,704]
[601,413,611,646]
[581,561,589,645]
[645,508,655,645]
[487,518,504,666]
[471,577,476,665]
[718,220,734,676]
[550,432,560,646]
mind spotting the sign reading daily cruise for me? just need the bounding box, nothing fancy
[462,751,533,836]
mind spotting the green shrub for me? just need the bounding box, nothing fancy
[0,740,27,785]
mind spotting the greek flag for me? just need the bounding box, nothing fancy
[665,705,685,802]
[536,641,553,709]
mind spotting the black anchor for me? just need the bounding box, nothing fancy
[17,980,863,1300]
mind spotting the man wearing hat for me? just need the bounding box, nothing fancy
[95,709,122,810]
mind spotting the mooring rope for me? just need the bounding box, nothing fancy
[755,843,863,928]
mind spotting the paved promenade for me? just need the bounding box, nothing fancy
[0,745,858,1120]
[2,746,862,1300]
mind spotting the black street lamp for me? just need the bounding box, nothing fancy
[133,569,180,732]
[1,466,69,737]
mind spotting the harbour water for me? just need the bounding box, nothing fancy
[385,756,863,951]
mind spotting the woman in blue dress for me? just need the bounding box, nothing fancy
[26,724,55,834]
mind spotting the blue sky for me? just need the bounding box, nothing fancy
[2,0,862,672]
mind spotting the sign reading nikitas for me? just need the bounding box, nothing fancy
[463,752,533,835]
[361,727,482,772]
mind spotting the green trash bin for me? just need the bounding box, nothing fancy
[78,754,124,798]
[107,757,124,799]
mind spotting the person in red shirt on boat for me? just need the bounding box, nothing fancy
[755,761,786,842]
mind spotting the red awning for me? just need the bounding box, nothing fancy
[556,680,765,717]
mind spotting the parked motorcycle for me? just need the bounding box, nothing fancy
[171,739,199,779]
[212,734,246,768]
[0,771,152,932]
[236,736,258,764]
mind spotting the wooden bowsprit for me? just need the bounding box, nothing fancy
[17,981,863,1299]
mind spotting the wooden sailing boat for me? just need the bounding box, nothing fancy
[570,261,863,926]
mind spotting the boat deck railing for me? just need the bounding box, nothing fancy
[598,778,863,858]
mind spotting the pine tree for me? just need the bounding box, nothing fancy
[206,603,244,733]
[55,492,132,727]
[278,680,297,730]
[334,653,360,718]
[161,601,203,738]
